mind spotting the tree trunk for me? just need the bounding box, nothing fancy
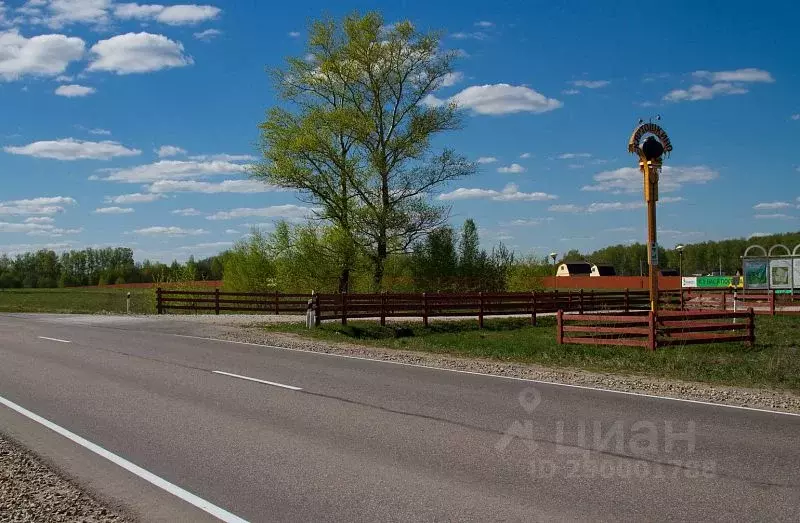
[338,267,350,294]
[372,237,387,290]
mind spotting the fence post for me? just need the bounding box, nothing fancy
[747,308,755,347]
[531,291,537,326]
[579,289,584,314]
[648,311,656,351]
[624,288,630,314]
[275,290,280,315]
[680,289,685,310]
[770,291,776,316]
[314,292,321,327]
[720,291,726,311]
[156,287,163,315]
[214,288,220,315]
[380,291,386,326]
[341,292,348,326]
[590,290,595,312]
[422,292,429,327]
[478,291,484,329]
[554,289,559,313]
[556,310,563,344]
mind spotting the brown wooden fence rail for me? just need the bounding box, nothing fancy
[312,290,652,327]
[156,288,311,315]
[679,289,799,316]
[556,309,755,351]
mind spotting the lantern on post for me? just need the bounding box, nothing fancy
[628,118,673,312]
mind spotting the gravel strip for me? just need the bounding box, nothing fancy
[208,323,800,415]
[0,433,131,523]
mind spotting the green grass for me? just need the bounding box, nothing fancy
[0,288,155,314]
[264,315,800,391]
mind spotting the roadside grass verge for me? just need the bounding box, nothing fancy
[263,315,800,391]
[0,288,155,314]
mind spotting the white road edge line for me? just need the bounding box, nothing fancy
[37,336,71,343]
[212,370,302,391]
[0,394,249,523]
[175,334,800,418]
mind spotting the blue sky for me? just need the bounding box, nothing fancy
[1,0,798,262]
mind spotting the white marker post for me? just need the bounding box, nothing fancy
[126,292,131,314]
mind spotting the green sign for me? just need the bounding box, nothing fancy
[697,276,732,288]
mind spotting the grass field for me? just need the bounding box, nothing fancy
[0,288,155,314]
[264,315,800,391]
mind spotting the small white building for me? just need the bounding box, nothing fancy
[590,264,616,277]
[556,262,592,277]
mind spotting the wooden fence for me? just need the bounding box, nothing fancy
[556,309,755,351]
[680,289,799,315]
[156,288,310,314]
[311,290,651,326]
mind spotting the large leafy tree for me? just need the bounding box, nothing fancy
[256,12,474,290]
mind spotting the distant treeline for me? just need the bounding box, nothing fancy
[0,247,223,289]
[2,230,797,291]
[562,231,800,277]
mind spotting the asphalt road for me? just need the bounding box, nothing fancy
[0,313,798,522]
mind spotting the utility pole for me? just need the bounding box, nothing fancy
[628,119,672,312]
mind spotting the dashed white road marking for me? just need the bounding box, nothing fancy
[212,370,303,391]
[37,336,71,343]
[0,394,249,523]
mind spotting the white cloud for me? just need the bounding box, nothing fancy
[605,226,637,233]
[0,242,74,256]
[474,20,493,27]
[548,204,583,213]
[188,153,258,162]
[450,83,562,115]
[557,152,591,159]
[0,220,81,236]
[497,163,526,174]
[25,216,56,224]
[0,28,85,81]
[475,156,497,164]
[178,241,232,250]
[171,207,201,216]
[105,192,165,204]
[425,83,563,115]
[0,196,77,216]
[148,179,274,194]
[193,28,221,41]
[54,83,95,97]
[692,68,774,83]
[100,159,248,182]
[114,3,221,25]
[570,80,610,89]
[225,229,239,234]
[87,32,193,74]
[504,218,546,226]
[88,127,111,135]
[156,144,186,157]
[664,83,748,102]
[440,71,463,88]
[753,201,793,210]
[94,206,134,214]
[561,89,580,95]
[438,183,556,202]
[288,31,300,38]
[581,165,718,193]
[206,204,315,221]
[450,31,486,40]
[550,199,682,213]
[519,152,531,159]
[132,226,208,236]
[4,138,140,160]
[792,114,800,121]
[754,213,795,220]
[34,0,113,28]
